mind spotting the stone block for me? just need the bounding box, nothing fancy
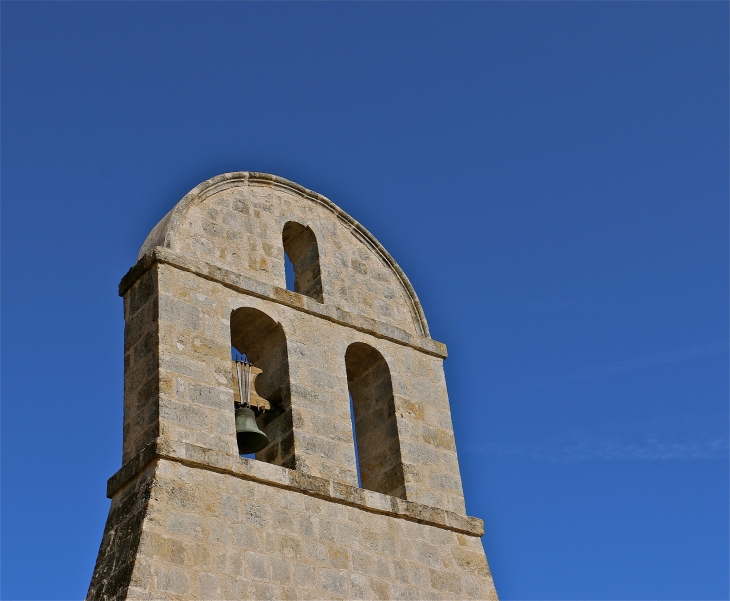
[155,566,191,596]
[245,552,269,580]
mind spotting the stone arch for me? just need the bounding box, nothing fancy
[230,307,294,468]
[282,221,323,302]
[345,342,405,498]
[138,172,430,337]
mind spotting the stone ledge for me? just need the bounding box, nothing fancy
[107,438,484,538]
[118,247,448,359]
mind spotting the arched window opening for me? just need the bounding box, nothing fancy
[345,343,406,498]
[231,307,294,468]
[282,221,323,302]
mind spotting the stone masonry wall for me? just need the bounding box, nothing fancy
[123,268,160,464]
[87,464,156,600]
[119,457,496,601]
[90,173,498,600]
[148,260,465,514]
[140,174,426,337]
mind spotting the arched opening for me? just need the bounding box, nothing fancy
[282,221,323,302]
[230,307,294,468]
[345,343,406,498]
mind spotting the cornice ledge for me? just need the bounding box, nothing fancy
[118,247,448,359]
[107,439,484,538]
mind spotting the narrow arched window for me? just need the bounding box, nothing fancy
[230,307,294,468]
[345,343,406,498]
[282,221,323,302]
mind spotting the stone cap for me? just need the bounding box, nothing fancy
[136,172,431,337]
[108,438,484,538]
[120,247,448,359]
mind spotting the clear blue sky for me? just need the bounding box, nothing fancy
[2,3,727,600]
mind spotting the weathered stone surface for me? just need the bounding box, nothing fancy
[107,459,497,601]
[119,247,447,359]
[88,465,157,601]
[106,439,485,537]
[118,261,466,509]
[88,173,498,600]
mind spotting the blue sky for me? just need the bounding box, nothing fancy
[2,2,727,599]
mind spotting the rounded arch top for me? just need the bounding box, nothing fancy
[139,172,430,337]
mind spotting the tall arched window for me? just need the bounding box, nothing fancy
[282,221,323,302]
[230,307,294,468]
[345,343,406,498]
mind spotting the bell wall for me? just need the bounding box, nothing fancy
[88,174,498,600]
[122,258,468,515]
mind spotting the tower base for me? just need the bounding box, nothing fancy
[88,440,498,600]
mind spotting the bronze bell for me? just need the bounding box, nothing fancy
[233,354,270,455]
[235,405,269,455]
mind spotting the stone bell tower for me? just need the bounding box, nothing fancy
[87,173,498,600]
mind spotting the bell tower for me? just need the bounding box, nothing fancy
[87,173,498,600]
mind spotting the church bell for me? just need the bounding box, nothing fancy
[233,354,269,455]
[235,405,269,454]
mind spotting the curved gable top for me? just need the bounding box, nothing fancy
[139,172,430,338]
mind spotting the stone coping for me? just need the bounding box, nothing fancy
[138,172,431,338]
[119,247,448,359]
[107,438,484,538]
